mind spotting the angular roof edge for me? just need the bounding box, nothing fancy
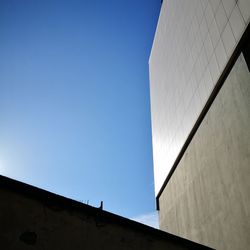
[0,174,212,249]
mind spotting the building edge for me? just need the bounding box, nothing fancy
[155,22,250,210]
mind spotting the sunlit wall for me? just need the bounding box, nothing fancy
[149,0,250,194]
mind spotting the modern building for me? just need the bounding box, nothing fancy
[149,0,250,249]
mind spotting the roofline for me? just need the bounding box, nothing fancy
[0,174,212,249]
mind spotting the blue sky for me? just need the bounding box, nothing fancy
[0,0,161,222]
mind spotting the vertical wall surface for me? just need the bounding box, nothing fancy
[149,0,250,194]
[159,54,250,249]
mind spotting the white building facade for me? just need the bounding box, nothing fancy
[149,1,250,249]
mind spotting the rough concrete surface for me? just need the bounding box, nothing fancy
[0,175,212,250]
[159,54,250,250]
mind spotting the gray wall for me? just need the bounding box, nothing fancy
[159,54,250,250]
[0,176,211,250]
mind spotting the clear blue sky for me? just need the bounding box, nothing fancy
[0,0,161,220]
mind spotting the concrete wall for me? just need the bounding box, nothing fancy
[0,176,211,250]
[149,0,250,194]
[159,53,250,250]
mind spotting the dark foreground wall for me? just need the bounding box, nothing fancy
[0,175,211,250]
[159,53,250,249]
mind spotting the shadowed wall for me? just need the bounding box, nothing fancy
[0,175,211,250]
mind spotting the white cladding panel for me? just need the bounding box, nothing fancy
[149,0,250,195]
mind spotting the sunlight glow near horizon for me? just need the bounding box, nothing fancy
[0,0,161,220]
[0,159,3,172]
[0,157,6,174]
